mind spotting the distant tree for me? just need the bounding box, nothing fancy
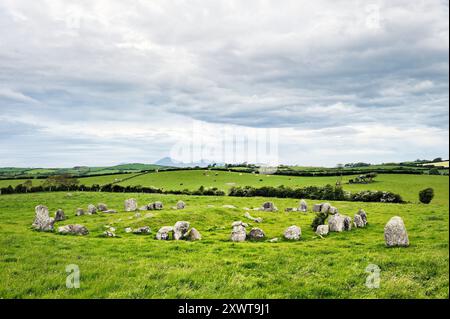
[432,157,443,163]
[22,180,33,193]
[429,168,441,175]
[419,188,434,204]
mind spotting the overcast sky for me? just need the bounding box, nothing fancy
[0,0,448,167]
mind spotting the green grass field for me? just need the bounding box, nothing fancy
[0,171,448,298]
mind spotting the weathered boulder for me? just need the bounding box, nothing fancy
[358,209,368,226]
[153,201,164,210]
[58,224,89,235]
[125,227,133,233]
[329,206,339,215]
[354,214,365,228]
[156,226,173,240]
[75,208,85,216]
[328,214,344,232]
[342,215,352,231]
[133,226,151,235]
[139,205,149,211]
[284,225,301,240]
[261,201,277,212]
[244,212,263,223]
[97,203,108,212]
[248,227,265,241]
[312,204,322,212]
[184,228,202,241]
[299,199,308,212]
[124,198,138,212]
[176,200,186,209]
[231,221,247,242]
[320,203,331,213]
[87,204,97,215]
[173,221,190,240]
[384,216,409,247]
[103,230,116,237]
[32,205,55,231]
[54,209,66,222]
[316,224,329,236]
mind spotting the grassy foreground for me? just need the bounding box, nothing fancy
[0,191,448,298]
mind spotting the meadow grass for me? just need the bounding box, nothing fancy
[0,190,448,298]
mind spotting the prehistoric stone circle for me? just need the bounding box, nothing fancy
[133,226,151,235]
[156,226,174,240]
[316,225,329,236]
[248,227,265,240]
[328,214,345,232]
[384,216,409,247]
[87,204,97,215]
[75,208,85,216]
[299,199,308,212]
[184,228,202,241]
[174,221,190,240]
[54,209,66,222]
[32,205,55,231]
[231,221,247,242]
[284,225,301,240]
[261,201,277,212]
[97,203,108,212]
[124,198,138,212]
[58,224,89,235]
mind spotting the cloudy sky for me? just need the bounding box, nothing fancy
[0,0,448,167]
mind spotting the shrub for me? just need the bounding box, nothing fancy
[419,188,434,204]
[311,212,328,231]
[429,168,440,175]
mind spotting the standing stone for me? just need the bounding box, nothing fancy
[312,204,322,213]
[329,206,339,215]
[97,203,108,212]
[299,199,308,212]
[139,205,149,211]
[342,215,352,231]
[320,203,331,214]
[384,216,409,247]
[124,198,138,212]
[328,214,345,232]
[354,214,365,228]
[358,209,368,226]
[156,226,173,240]
[87,204,97,215]
[261,201,277,212]
[75,208,85,216]
[176,200,186,209]
[231,221,247,242]
[173,221,190,240]
[248,228,265,240]
[54,209,66,222]
[284,225,301,240]
[32,205,55,231]
[316,224,329,236]
[133,226,151,235]
[58,224,89,235]
[184,228,202,241]
[125,227,133,233]
[153,201,163,210]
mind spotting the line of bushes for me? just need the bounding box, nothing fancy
[228,185,405,203]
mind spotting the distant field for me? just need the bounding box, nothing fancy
[423,161,449,168]
[0,191,447,298]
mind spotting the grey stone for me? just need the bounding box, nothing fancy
[133,226,151,235]
[248,228,265,240]
[103,230,116,237]
[32,205,55,231]
[153,201,163,210]
[54,209,66,222]
[125,227,133,233]
[299,199,308,212]
[124,198,138,212]
[184,228,202,241]
[139,205,149,211]
[231,221,247,242]
[384,216,409,247]
[316,224,329,236]
[342,215,352,231]
[58,224,88,235]
[261,201,277,212]
[97,203,108,212]
[244,212,263,223]
[358,209,368,226]
[176,200,186,209]
[87,204,97,215]
[284,225,301,240]
[75,208,85,216]
[354,214,365,228]
[329,206,339,215]
[320,203,331,213]
[329,214,344,232]
[312,204,322,212]
[103,209,117,214]
[156,226,173,240]
[173,221,190,240]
